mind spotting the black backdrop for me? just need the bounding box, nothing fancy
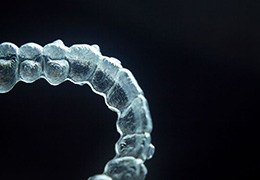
[0,0,259,180]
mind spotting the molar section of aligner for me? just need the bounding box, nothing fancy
[104,157,147,180]
[115,133,155,161]
[117,95,153,135]
[18,43,43,83]
[66,44,101,84]
[106,68,144,111]
[0,42,19,93]
[43,40,69,85]
[90,56,122,93]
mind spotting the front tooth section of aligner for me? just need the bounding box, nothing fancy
[0,42,19,93]
[90,56,122,93]
[18,43,43,83]
[106,69,143,111]
[66,44,101,84]
[117,95,153,135]
[104,157,147,180]
[43,40,69,85]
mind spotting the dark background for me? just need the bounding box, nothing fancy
[0,0,259,179]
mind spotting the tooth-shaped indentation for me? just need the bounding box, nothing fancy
[104,157,147,180]
[18,43,43,83]
[42,40,69,85]
[66,44,101,84]
[44,59,69,85]
[0,42,18,59]
[117,95,153,135]
[106,69,143,111]
[0,43,19,93]
[0,59,18,93]
[19,60,42,83]
[115,133,154,161]
[91,57,122,93]
[19,43,43,59]
[43,40,68,59]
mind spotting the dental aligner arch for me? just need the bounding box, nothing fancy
[0,40,155,180]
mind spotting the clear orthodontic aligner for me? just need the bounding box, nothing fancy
[0,40,154,180]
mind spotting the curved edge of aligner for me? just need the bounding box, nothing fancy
[0,40,154,180]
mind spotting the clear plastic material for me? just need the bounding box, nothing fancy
[0,40,154,179]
